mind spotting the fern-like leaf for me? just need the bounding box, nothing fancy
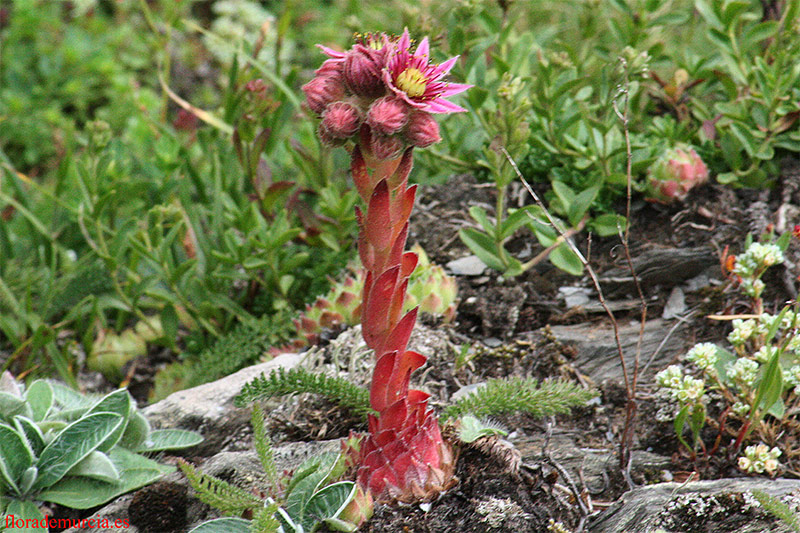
[443,377,596,421]
[251,404,280,495]
[250,502,281,533]
[235,367,374,418]
[178,459,262,515]
[752,490,800,532]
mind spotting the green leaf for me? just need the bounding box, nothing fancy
[87,389,132,452]
[12,416,45,457]
[161,304,179,346]
[286,453,339,521]
[38,447,173,509]
[590,214,626,237]
[567,184,600,227]
[24,381,53,422]
[468,206,496,236]
[135,429,203,452]
[66,451,120,483]
[501,206,545,241]
[188,518,252,533]
[302,481,356,532]
[49,381,95,411]
[689,403,706,445]
[32,412,124,490]
[673,405,692,451]
[0,392,33,422]
[551,181,576,210]
[549,243,583,276]
[0,423,33,493]
[118,410,151,451]
[750,345,783,425]
[5,499,47,533]
[459,227,506,272]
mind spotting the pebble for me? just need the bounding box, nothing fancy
[446,255,487,276]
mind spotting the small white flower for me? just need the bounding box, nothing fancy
[729,319,756,346]
[656,365,683,388]
[764,458,779,474]
[727,358,759,387]
[732,401,750,416]
[738,457,752,471]
[754,345,777,363]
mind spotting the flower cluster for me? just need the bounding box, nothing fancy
[685,342,718,373]
[731,241,785,298]
[727,357,759,388]
[738,443,781,475]
[655,365,705,404]
[644,144,709,204]
[303,30,470,157]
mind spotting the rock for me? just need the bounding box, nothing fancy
[548,319,688,383]
[143,352,303,455]
[446,255,487,276]
[588,478,800,532]
[661,287,686,319]
[599,246,715,296]
[559,286,592,309]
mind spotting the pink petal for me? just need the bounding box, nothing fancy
[437,82,473,97]
[397,28,411,53]
[426,98,467,114]
[416,37,430,59]
[316,44,346,59]
[436,56,459,75]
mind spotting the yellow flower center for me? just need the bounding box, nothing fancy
[396,68,427,98]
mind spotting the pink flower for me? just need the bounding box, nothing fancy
[302,75,346,115]
[383,29,471,114]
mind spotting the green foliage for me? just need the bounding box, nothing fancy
[0,374,201,519]
[442,377,597,422]
[183,406,357,533]
[751,490,800,533]
[235,368,374,418]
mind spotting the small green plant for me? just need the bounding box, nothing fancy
[693,0,800,187]
[0,373,202,527]
[655,229,798,468]
[751,489,800,532]
[181,405,365,533]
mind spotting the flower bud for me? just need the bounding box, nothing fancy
[317,124,346,147]
[370,133,404,160]
[302,76,345,115]
[405,112,441,148]
[321,101,363,139]
[315,58,343,78]
[645,144,709,204]
[367,97,409,135]
[344,44,387,98]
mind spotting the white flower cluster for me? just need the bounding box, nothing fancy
[685,343,718,372]
[754,345,778,363]
[655,365,705,404]
[783,365,800,395]
[738,443,781,475]
[732,243,784,298]
[726,358,759,388]
[727,318,757,346]
[731,401,750,416]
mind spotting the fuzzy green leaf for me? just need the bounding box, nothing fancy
[235,367,373,418]
[0,423,33,493]
[443,378,596,421]
[32,412,123,490]
[24,380,53,422]
[5,499,46,533]
[302,481,356,532]
[135,429,203,452]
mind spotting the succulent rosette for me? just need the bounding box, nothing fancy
[645,144,709,204]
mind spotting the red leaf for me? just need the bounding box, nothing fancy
[370,351,396,412]
[385,350,426,407]
[386,223,409,271]
[393,185,416,233]
[362,266,399,348]
[400,250,418,279]
[351,145,372,202]
[366,179,392,251]
[382,308,418,356]
[387,147,414,190]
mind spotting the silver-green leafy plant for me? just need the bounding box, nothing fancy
[0,373,202,528]
[655,230,797,467]
[182,405,364,533]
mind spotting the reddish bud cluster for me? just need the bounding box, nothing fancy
[302,29,468,158]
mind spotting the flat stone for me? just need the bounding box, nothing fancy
[143,352,303,455]
[589,478,800,532]
[446,255,487,276]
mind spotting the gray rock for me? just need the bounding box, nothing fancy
[549,319,688,383]
[143,353,303,455]
[446,255,487,276]
[589,478,800,532]
[661,287,686,319]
